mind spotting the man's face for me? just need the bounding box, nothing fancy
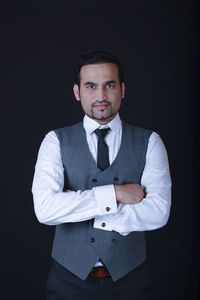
[73,63,125,124]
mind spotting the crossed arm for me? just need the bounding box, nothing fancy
[64,184,145,205]
[32,131,171,235]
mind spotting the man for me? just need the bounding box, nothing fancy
[32,50,171,300]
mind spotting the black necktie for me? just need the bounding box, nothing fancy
[94,128,110,171]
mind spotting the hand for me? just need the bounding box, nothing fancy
[114,184,145,205]
[63,188,72,192]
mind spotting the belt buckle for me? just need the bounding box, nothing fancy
[90,267,110,278]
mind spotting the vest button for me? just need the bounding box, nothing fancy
[101,222,106,227]
[92,178,97,183]
[90,238,95,243]
[113,176,119,181]
[106,207,110,212]
[112,238,117,243]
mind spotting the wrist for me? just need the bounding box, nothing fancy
[114,185,122,203]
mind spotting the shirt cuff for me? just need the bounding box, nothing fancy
[93,184,117,231]
[93,184,117,216]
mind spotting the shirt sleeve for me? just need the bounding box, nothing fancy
[32,131,117,225]
[93,132,172,235]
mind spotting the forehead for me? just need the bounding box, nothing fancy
[80,63,119,83]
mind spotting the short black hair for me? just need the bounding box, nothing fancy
[74,50,124,86]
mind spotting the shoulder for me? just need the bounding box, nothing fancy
[122,121,153,140]
[54,121,83,134]
[53,122,83,140]
[121,121,167,153]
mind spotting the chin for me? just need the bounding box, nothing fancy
[94,113,115,123]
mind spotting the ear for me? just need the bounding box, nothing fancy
[73,84,80,101]
[121,82,125,99]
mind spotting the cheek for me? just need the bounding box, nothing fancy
[80,90,93,100]
[108,89,122,98]
[109,92,122,103]
[80,96,92,110]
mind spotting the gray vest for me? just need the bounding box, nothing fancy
[52,121,152,281]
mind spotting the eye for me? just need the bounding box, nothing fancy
[106,83,115,88]
[86,84,95,89]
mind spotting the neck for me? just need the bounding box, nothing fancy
[91,113,117,125]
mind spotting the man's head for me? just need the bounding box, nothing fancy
[73,50,125,125]
[74,50,124,87]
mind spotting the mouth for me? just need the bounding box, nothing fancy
[93,102,111,111]
[93,104,109,110]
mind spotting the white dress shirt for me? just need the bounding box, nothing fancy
[32,113,171,237]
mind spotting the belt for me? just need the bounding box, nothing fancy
[90,266,111,278]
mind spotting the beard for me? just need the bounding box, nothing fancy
[90,100,114,122]
[79,96,121,124]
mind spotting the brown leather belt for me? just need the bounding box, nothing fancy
[90,266,111,278]
[90,261,145,278]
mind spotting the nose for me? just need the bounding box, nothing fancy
[96,87,106,101]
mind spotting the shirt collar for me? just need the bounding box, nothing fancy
[83,113,122,135]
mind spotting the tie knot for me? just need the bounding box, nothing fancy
[94,128,110,139]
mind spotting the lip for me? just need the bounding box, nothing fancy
[93,104,109,109]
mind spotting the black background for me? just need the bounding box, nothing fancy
[1,1,198,299]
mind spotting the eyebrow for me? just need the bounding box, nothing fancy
[105,80,116,85]
[84,80,116,86]
[84,81,97,86]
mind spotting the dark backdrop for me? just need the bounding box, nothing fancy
[1,1,198,299]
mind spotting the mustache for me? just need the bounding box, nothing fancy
[92,100,111,107]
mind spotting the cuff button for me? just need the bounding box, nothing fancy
[101,222,106,227]
[106,207,110,212]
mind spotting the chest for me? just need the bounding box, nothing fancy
[57,123,149,191]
